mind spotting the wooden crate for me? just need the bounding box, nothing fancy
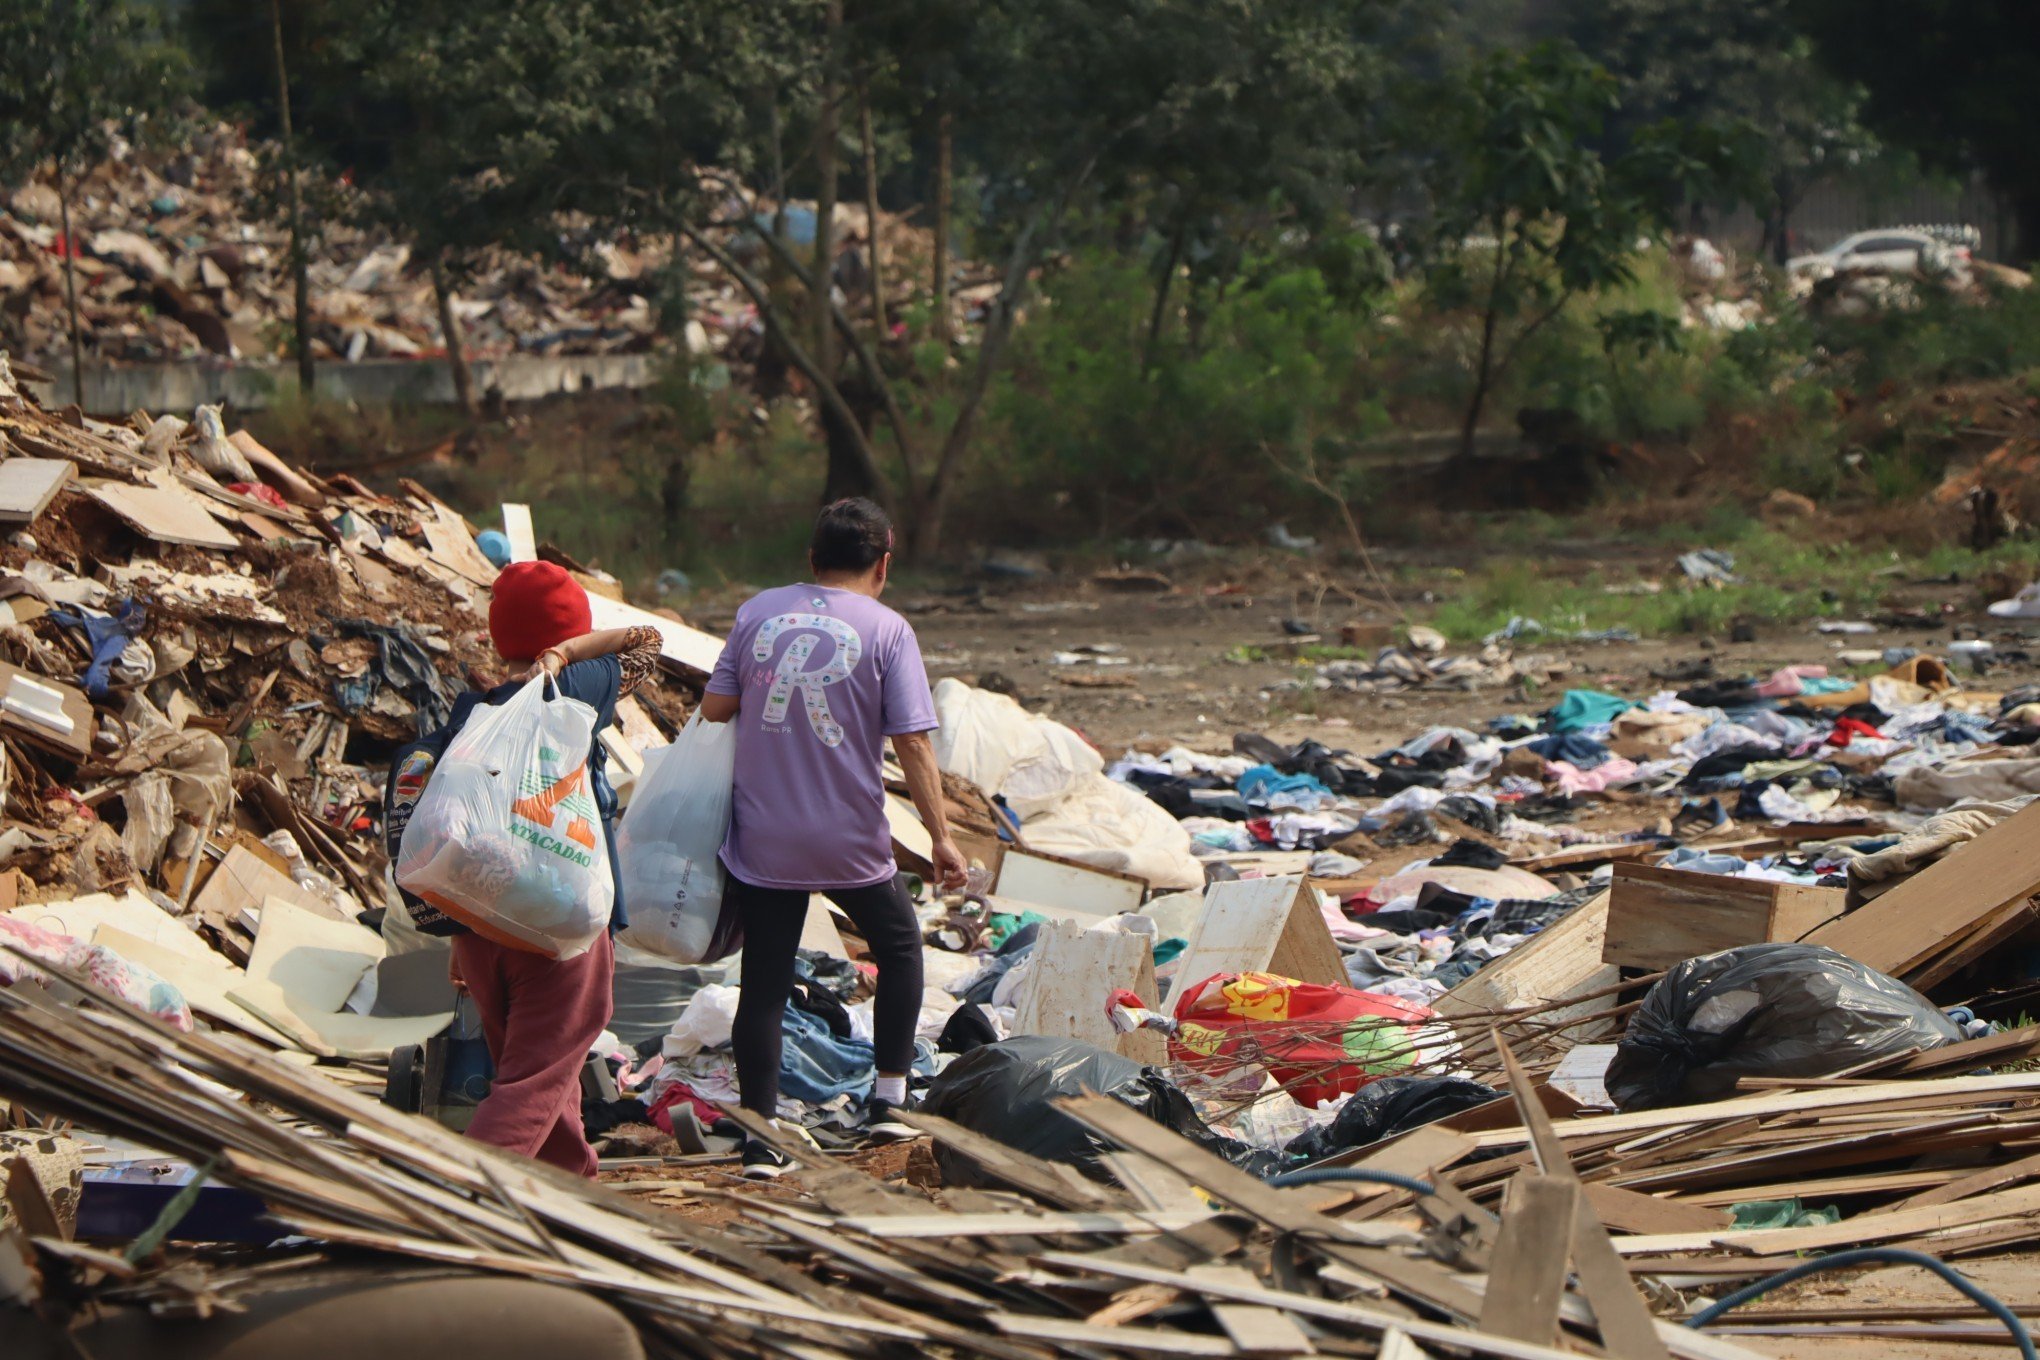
[1603,862,1846,971]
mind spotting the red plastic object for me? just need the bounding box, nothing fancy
[1169,970,1435,1108]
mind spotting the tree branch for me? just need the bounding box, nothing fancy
[678,222,897,513]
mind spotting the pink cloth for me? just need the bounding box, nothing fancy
[647,1082,725,1135]
[0,916,192,1030]
[453,930,615,1178]
[1549,757,1641,796]
[1755,664,1830,699]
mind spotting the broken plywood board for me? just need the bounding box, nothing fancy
[0,663,89,758]
[1168,876,1346,1000]
[0,458,73,523]
[403,485,500,586]
[1605,862,1844,970]
[1012,918,1167,1064]
[226,898,452,1060]
[502,503,537,563]
[4,891,200,958]
[87,481,241,550]
[801,896,851,957]
[100,560,287,625]
[1807,798,2040,981]
[885,793,935,866]
[995,848,1145,922]
[1434,891,1617,1033]
[191,844,349,931]
[583,591,724,676]
[92,925,303,1050]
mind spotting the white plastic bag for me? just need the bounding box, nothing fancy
[394,676,613,959]
[615,714,737,964]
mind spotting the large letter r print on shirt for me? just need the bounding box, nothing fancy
[752,613,863,747]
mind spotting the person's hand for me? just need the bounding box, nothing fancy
[518,646,569,683]
[448,950,467,996]
[931,838,969,893]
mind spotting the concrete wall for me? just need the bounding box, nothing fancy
[26,352,659,417]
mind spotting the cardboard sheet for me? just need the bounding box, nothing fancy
[227,898,452,1059]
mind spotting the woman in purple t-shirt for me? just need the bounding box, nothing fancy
[699,498,967,1177]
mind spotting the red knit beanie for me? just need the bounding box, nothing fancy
[488,561,592,662]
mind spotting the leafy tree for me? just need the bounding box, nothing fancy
[1552,0,1875,263]
[0,0,187,405]
[1794,0,2040,263]
[1417,44,1742,458]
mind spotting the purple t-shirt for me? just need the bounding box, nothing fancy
[705,584,938,890]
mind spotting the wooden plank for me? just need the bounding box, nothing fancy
[1604,863,1844,970]
[1013,918,1167,1064]
[87,481,241,549]
[191,844,344,929]
[1466,1072,2040,1151]
[0,459,73,523]
[1882,1148,2040,1213]
[1481,1174,1577,1344]
[1494,1038,1670,1360]
[1808,798,2040,979]
[1171,877,1344,999]
[0,663,90,758]
[1434,892,1617,1039]
[501,503,537,563]
[992,1316,1244,1356]
[1191,1264,1318,1355]
[1579,1182,1732,1236]
[1614,1180,2040,1256]
[836,1210,1215,1238]
[995,848,1146,920]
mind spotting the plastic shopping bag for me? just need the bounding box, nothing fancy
[615,714,740,964]
[394,676,613,959]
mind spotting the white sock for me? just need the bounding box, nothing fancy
[873,1075,907,1105]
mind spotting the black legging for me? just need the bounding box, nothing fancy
[728,872,924,1114]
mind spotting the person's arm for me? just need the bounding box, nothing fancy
[893,729,967,891]
[524,626,661,688]
[698,690,740,722]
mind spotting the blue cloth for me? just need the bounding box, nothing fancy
[780,1005,875,1103]
[1237,764,1331,803]
[48,600,144,698]
[1658,847,1754,876]
[1544,689,1636,733]
[1524,733,1612,769]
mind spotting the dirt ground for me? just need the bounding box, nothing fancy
[761,554,2040,761]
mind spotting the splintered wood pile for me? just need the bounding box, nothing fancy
[22,976,2040,1359]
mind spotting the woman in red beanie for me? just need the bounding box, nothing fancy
[389,560,661,1177]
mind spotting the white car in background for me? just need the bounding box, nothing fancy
[1787,229,1970,279]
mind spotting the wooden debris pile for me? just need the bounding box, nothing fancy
[0,360,709,1022]
[1,979,1788,1360]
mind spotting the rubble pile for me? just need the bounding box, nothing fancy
[8,356,2040,1350]
[0,124,664,366]
[0,124,962,376]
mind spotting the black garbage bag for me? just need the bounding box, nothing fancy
[921,1035,1281,1183]
[1284,1076,1500,1164]
[1606,943,1963,1111]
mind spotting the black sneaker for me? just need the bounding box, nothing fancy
[740,1136,796,1180]
[865,1097,918,1143]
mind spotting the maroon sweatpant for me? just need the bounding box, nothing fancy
[452,930,615,1178]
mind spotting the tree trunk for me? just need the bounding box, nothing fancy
[1141,209,1188,373]
[933,104,953,345]
[812,0,843,373]
[270,0,314,397]
[431,255,478,417]
[768,96,788,242]
[659,447,690,550]
[821,369,881,502]
[1460,301,1502,461]
[58,177,85,410]
[859,88,887,343]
